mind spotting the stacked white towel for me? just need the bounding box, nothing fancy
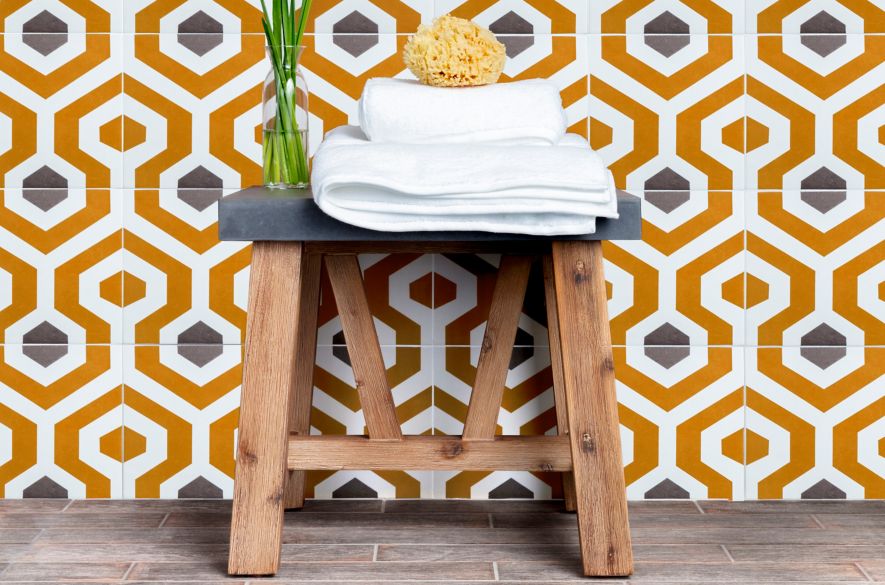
[312,79,618,235]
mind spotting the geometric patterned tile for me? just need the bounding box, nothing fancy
[1,1,122,33]
[590,35,745,191]
[747,346,884,499]
[0,189,122,344]
[746,191,884,346]
[0,344,123,498]
[592,0,745,33]
[746,33,885,190]
[439,0,589,34]
[749,0,884,34]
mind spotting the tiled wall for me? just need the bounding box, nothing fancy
[0,0,882,501]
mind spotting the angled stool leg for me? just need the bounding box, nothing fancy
[284,251,323,509]
[229,242,306,576]
[542,255,577,512]
[551,241,632,577]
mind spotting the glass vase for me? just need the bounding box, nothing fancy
[262,45,309,189]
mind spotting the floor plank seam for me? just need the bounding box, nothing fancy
[488,514,494,528]
[693,500,706,514]
[120,561,136,581]
[372,544,378,562]
[157,512,171,528]
[60,500,74,512]
[720,544,735,563]
[854,561,875,582]
[492,560,499,581]
[810,514,826,529]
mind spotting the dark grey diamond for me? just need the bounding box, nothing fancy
[23,321,68,344]
[646,191,690,213]
[177,33,224,56]
[644,11,690,34]
[333,34,379,57]
[23,11,68,55]
[23,476,68,498]
[24,165,68,189]
[645,323,690,346]
[178,166,223,189]
[801,167,847,190]
[178,321,223,345]
[645,35,690,57]
[23,189,67,212]
[801,479,846,499]
[333,478,377,498]
[489,11,534,35]
[178,10,223,34]
[333,11,379,34]
[489,11,534,57]
[178,190,221,212]
[644,12,690,57]
[644,478,690,499]
[801,191,846,213]
[646,167,690,191]
[489,478,534,499]
[178,476,223,498]
[645,346,690,369]
[801,347,847,369]
[800,11,846,34]
[23,346,68,367]
[23,10,69,33]
[800,323,846,346]
[332,331,350,366]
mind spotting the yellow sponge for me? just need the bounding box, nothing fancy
[403,15,506,87]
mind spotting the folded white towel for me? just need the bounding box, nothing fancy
[311,126,618,236]
[358,78,568,145]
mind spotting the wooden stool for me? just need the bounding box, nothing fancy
[218,188,641,578]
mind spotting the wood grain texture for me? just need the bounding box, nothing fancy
[229,242,305,576]
[284,250,323,510]
[542,254,577,513]
[287,435,572,471]
[462,255,533,440]
[552,240,633,577]
[324,254,401,440]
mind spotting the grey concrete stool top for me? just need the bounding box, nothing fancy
[217,187,641,242]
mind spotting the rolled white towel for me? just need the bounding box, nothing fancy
[358,78,568,145]
[311,126,618,236]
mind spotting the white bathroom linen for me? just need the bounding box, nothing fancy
[311,126,618,236]
[358,78,568,145]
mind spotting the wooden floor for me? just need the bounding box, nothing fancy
[0,499,883,583]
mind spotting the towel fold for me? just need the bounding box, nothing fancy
[311,126,618,236]
[358,78,568,145]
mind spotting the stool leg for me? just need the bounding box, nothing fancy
[229,242,306,576]
[542,255,577,512]
[551,241,633,577]
[284,251,322,509]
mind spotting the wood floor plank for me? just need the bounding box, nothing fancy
[630,526,885,545]
[14,544,372,564]
[64,499,232,513]
[498,561,868,582]
[377,543,729,563]
[811,514,885,529]
[0,562,131,581]
[281,527,582,544]
[492,512,820,529]
[168,511,491,529]
[0,512,166,528]
[727,545,885,563]
[0,531,39,545]
[383,500,565,514]
[36,527,230,544]
[0,500,70,512]
[128,561,494,581]
[698,500,885,514]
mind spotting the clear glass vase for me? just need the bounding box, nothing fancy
[262,45,309,189]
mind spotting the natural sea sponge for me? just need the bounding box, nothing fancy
[403,15,506,87]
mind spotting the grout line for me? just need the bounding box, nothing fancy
[380,498,386,512]
[855,562,874,582]
[492,560,500,581]
[60,500,74,512]
[157,512,171,528]
[29,528,45,544]
[372,543,378,562]
[693,500,706,514]
[810,514,825,529]
[488,513,494,528]
[720,544,735,563]
[120,561,136,581]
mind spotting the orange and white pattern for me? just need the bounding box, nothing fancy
[0,0,883,500]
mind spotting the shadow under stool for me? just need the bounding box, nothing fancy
[217,188,642,578]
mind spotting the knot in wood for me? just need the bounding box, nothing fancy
[573,260,588,284]
[581,433,595,454]
[445,442,464,458]
[602,355,614,372]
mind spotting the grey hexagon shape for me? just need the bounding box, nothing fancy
[23,11,68,56]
